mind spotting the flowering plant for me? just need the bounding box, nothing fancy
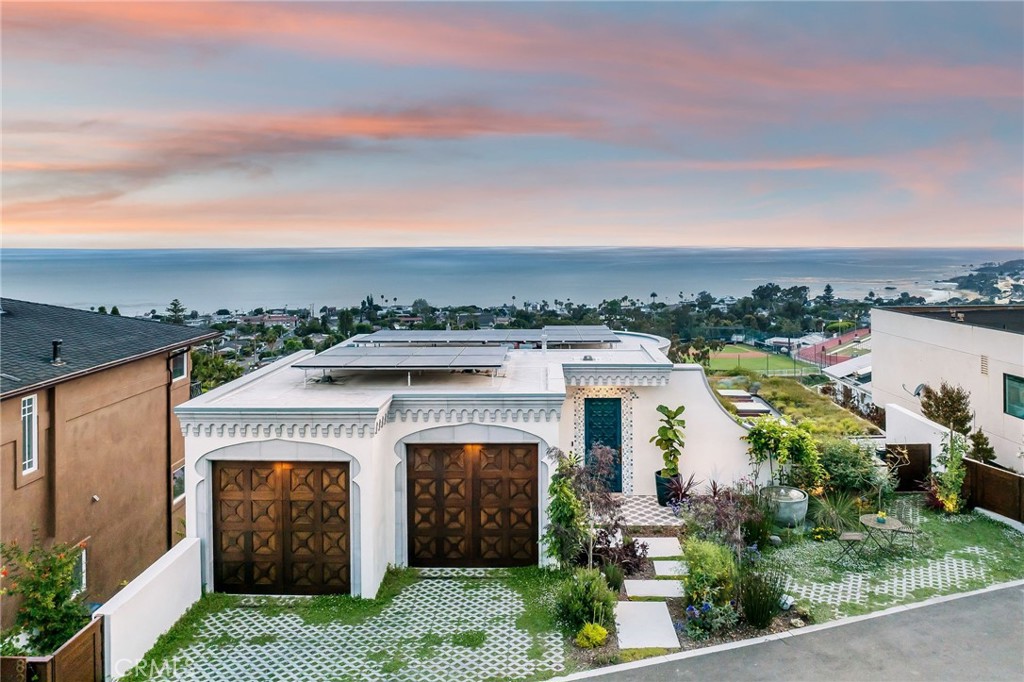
[875,511,887,519]
[0,535,89,655]
[677,601,738,641]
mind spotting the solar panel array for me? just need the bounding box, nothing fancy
[293,345,508,371]
[355,325,620,345]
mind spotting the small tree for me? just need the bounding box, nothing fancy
[543,448,586,569]
[932,432,969,514]
[969,429,996,464]
[166,298,187,325]
[191,350,243,390]
[920,381,972,434]
[0,535,89,655]
[110,305,121,316]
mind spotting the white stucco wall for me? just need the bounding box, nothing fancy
[872,309,1024,470]
[96,538,202,680]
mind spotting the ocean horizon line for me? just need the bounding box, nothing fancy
[5,246,1022,254]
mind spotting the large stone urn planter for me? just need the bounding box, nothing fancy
[761,485,808,528]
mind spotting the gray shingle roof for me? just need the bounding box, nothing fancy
[0,298,221,398]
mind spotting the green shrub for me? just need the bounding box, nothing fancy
[0,535,89,655]
[738,564,785,628]
[808,490,860,532]
[574,622,608,648]
[741,492,774,548]
[544,449,586,569]
[601,564,624,592]
[819,439,878,493]
[555,568,617,631]
[683,538,736,607]
[680,603,739,640]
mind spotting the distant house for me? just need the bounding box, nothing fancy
[872,305,1024,470]
[240,314,299,329]
[823,354,873,411]
[0,299,219,624]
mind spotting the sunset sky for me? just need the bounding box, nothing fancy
[3,1,1022,249]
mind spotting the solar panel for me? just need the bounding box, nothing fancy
[293,345,507,370]
[352,325,620,345]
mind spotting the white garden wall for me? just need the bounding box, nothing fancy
[96,538,202,680]
[885,404,950,472]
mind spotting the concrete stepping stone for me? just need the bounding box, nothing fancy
[653,560,688,577]
[635,536,683,558]
[615,601,681,649]
[624,579,684,598]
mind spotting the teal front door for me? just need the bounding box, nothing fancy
[584,398,622,492]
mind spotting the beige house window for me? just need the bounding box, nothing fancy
[21,395,37,474]
[171,352,188,381]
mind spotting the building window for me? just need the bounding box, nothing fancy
[172,465,186,503]
[171,352,187,381]
[1005,374,1024,419]
[72,547,87,596]
[21,395,37,474]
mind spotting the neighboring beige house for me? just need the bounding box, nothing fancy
[176,326,753,599]
[0,299,219,626]
[872,305,1024,471]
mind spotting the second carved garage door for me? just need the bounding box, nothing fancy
[212,461,350,595]
[407,444,539,567]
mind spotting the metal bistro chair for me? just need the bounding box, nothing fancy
[893,501,921,550]
[835,531,866,564]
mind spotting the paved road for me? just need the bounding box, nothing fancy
[585,586,1024,681]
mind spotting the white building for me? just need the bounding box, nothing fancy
[872,306,1024,470]
[823,353,873,411]
[176,326,751,598]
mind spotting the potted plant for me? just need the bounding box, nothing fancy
[650,404,686,506]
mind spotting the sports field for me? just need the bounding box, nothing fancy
[709,343,818,372]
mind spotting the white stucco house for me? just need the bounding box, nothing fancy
[176,326,751,598]
[872,306,1024,471]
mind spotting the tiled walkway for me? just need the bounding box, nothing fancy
[619,495,685,527]
[152,577,564,682]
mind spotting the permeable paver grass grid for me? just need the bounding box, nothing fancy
[149,578,565,682]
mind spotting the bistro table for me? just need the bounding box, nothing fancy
[859,514,903,552]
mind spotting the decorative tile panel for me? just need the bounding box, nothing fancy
[572,387,638,494]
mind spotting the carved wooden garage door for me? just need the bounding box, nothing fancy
[407,444,538,567]
[212,461,350,595]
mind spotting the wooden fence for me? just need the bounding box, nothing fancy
[0,617,103,682]
[964,458,1024,523]
[885,443,932,492]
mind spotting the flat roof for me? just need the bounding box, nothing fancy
[823,353,873,380]
[180,333,670,410]
[878,305,1024,335]
[293,345,507,371]
[354,325,621,345]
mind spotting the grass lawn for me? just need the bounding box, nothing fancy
[709,344,819,374]
[770,497,1024,619]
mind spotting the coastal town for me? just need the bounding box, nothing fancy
[2,2,1022,681]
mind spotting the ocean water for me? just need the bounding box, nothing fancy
[0,247,1018,316]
